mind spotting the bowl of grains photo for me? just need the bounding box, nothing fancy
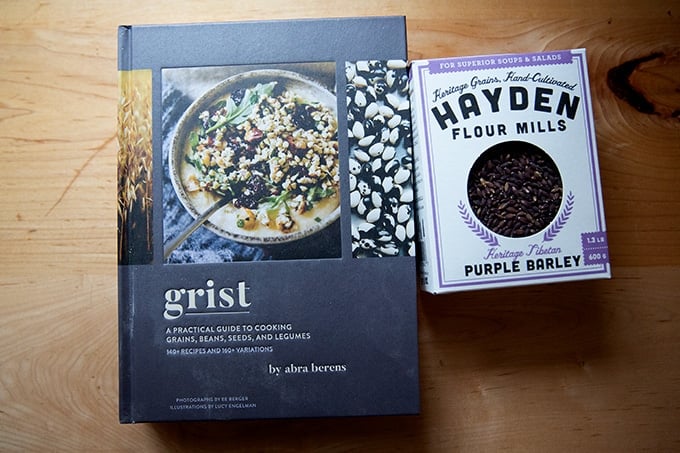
[169,69,340,244]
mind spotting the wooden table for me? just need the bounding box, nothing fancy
[1,1,678,451]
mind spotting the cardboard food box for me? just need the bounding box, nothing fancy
[409,49,611,293]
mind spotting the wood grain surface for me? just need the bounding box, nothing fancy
[1,1,678,451]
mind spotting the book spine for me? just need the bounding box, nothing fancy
[117,26,153,265]
[117,25,133,424]
[117,265,133,423]
[118,26,132,71]
[117,25,154,423]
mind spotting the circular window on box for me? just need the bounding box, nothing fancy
[467,140,563,238]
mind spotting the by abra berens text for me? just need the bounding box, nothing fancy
[163,279,251,320]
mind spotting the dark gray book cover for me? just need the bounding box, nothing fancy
[117,17,419,422]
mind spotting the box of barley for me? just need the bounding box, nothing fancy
[409,49,611,293]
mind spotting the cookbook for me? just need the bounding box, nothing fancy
[117,16,419,422]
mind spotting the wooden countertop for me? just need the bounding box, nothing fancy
[1,1,678,451]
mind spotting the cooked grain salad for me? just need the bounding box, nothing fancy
[184,82,339,233]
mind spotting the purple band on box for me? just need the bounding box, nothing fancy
[581,231,609,249]
[428,50,574,74]
[583,247,609,265]
[581,232,610,265]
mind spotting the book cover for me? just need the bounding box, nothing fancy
[409,49,610,293]
[117,17,419,422]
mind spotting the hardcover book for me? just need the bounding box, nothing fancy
[117,17,419,422]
